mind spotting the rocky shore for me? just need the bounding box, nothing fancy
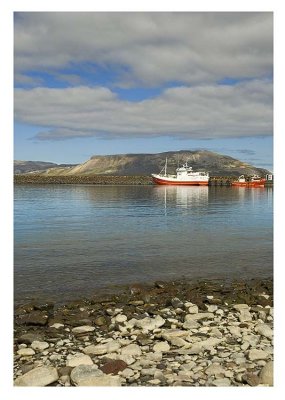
[14,174,153,185]
[14,278,273,387]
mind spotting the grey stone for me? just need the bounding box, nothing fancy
[205,363,225,377]
[259,361,273,386]
[248,349,269,361]
[83,340,120,355]
[66,353,93,367]
[71,325,95,334]
[255,323,273,339]
[233,304,250,311]
[242,333,260,347]
[70,364,103,385]
[188,304,199,314]
[184,312,214,322]
[228,326,241,337]
[206,305,218,313]
[153,341,170,352]
[115,314,127,323]
[161,329,189,341]
[182,320,200,329]
[212,378,231,386]
[77,374,121,386]
[14,366,59,386]
[31,341,49,351]
[238,309,252,322]
[169,337,189,347]
[50,322,64,329]
[121,343,142,356]
[121,368,135,378]
[133,315,165,331]
[17,348,35,356]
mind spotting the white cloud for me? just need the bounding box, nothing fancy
[14,12,273,86]
[14,80,272,141]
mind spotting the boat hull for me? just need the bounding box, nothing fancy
[231,180,266,188]
[152,175,209,186]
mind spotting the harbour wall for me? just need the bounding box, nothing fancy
[14,175,273,186]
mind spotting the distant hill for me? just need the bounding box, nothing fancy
[14,150,271,177]
[14,160,78,174]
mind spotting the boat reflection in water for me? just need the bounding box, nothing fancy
[153,185,209,213]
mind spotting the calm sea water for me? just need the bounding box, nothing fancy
[14,185,273,303]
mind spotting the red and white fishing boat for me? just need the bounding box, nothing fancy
[231,174,266,187]
[151,159,209,186]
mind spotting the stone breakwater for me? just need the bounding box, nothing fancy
[13,175,274,186]
[14,174,153,185]
[14,278,273,387]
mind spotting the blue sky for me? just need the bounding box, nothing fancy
[14,12,273,171]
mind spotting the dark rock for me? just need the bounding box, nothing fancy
[207,297,222,305]
[94,316,107,326]
[143,305,158,316]
[90,304,102,312]
[16,311,49,326]
[256,297,272,307]
[128,300,144,306]
[171,297,184,309]
[141,293,152,304]
[242,372,260,386]
[58,366,73,377]
[136,333,153,346]
[17,332,44,344]
[129,284,144,295]
[154,281,165,289]
[156,363,167,370]
[15,304,34,315]
[21,364,35,374]
[99,360,128,375]
[226,337,239,345]
[33,302,54,311]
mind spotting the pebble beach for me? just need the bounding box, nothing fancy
[14,277,273,387]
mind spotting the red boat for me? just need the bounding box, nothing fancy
[231,175,266,187]
[151,159,209,186]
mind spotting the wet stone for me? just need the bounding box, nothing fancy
[16,311,49,326]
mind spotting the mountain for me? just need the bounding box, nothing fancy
[14,160,78,174]
[14,150,271,177]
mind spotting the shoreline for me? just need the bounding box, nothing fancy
[14,174,274,186]
[14,275,273,307]
[14,276,273,387]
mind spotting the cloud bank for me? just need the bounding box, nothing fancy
[14,12,273,142]
[15,12,273,87]
[15,80,272,141]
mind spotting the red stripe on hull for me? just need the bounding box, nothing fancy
[231,182,265,187]
[152,176,208,186]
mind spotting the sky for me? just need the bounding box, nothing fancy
[14,12,273,171]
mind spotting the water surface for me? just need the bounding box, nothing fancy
[14,185,273,303]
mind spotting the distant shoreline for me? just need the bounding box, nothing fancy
[14,174,273,186]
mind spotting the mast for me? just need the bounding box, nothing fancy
[165,157,167,176]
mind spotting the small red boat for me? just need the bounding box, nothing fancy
[231,174,266,187]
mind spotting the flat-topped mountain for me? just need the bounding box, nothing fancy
[14,150,271,177]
